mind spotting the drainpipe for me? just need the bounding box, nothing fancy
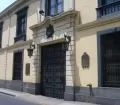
[73,0,76,101]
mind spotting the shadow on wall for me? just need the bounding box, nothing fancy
[75,65,81,86]
[27,3,38,18]
[3,19,9,32]
[68,45,81,87]
[10,15,16,28]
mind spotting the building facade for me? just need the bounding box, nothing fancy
[1,0,120,105]
[0,0,77,98]
[0,0,40,94]
[76,0,120,105]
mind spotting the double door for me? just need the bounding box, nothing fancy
[41,43,66,99]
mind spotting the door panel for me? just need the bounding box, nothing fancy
[41,43,66,99]
[13,51,23,80]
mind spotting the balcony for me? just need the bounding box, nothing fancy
[97,1,120,18]
[14,34,26,43]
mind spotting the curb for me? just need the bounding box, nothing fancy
[0,91,16,97]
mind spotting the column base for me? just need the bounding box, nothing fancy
[64,86,75,101]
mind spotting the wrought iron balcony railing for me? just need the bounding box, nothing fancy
[14,34,26,43]
[97,1,120,18]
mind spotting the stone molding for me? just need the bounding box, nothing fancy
[0,40,33,53]
[30,10,78,30]
[77,13,120,31]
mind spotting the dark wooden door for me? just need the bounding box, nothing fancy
[41,43,66,99]
[101,32,120,87]
[13,51,23,80]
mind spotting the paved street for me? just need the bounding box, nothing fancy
[0,94,40,105]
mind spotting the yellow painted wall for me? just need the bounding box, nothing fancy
[75,0,97,24]
[2,0,39,83]
[2,18,9,48]
[27,1,39,40]
[23,45,34,83]
[2,0,39,47]
[0,52,5,80]
[6,45,35,83]
[76,31,98,87]
[6,51,13,80]
[76,21,120,87]
[9,15,17,46]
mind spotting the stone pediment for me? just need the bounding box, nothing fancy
[29,10,78,31]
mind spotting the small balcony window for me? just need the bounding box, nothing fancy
[97,0,120,18]
[15,7,28,43]
[45,0,63,16]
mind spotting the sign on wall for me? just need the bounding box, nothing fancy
[81,52,90,69]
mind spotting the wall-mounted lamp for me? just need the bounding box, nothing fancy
[64,34,71,50]
[27,44,35,58]
[64,34,71,43]
[39,10,45,16]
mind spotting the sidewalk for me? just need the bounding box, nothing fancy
[0,88,99,105]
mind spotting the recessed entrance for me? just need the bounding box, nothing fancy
[101,32,120,87]
[41,43,66,99]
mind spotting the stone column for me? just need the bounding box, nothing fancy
[64,17,76,101]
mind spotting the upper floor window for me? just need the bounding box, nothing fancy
[97,0,120,18]
[0,22,3,48]
[17,15,27,36]
[45,0,63,16]
[14,6,28,43]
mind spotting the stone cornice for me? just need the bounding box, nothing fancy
[30,10,78,30]
[77,13,120,31]
[0,40,33,53]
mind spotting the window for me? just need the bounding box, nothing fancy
[17,15,27,36]
[13,50,23,80]
[45,0,63,16]
[0,22,3,48]
[14,6,28,43]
